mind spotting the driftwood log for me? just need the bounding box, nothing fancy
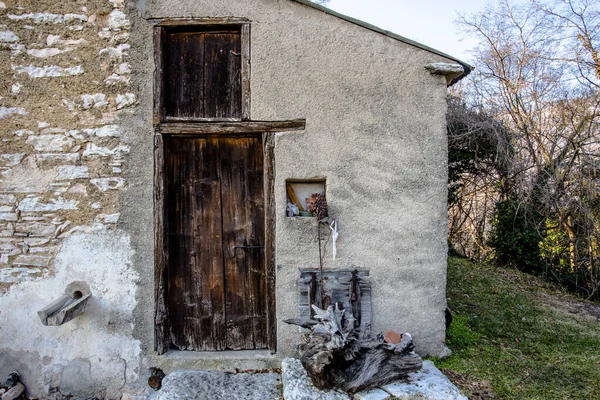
[285,304,422,394]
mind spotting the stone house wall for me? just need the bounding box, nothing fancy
[0,0,465,398]
[0,1,142,398]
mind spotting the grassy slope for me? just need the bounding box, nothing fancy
[433,257,600,400]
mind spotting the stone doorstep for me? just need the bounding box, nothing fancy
[281,358,468,400]
[148,370,282,400]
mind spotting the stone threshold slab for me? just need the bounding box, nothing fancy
[281,358,467,400]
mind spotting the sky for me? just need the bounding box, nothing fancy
[325,0,488,63]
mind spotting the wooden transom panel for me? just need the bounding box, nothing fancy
[164,27,242,120]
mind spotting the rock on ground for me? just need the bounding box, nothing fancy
[281,358,350,400]
[381,361,467,400]
[148,370,281,400]
[281,358,467,400]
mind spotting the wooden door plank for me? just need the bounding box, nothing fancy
[156,119,306,135]
[204,33,242,119]
[219,137,267,349]
[241,24,251,120]
[154,133,170,354]
[263,133,277,352]
[153,28,166,124]
[165,32,205,119]
[165,137,226,351]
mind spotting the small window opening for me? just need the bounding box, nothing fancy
[286,179,326,217]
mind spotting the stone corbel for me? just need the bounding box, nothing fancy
[425,62,465,85]
[38,281,92,326]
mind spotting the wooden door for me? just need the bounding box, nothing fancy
[164,29,242,120]
[164,136,267,351]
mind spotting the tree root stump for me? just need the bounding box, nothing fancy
[285,304,423,394]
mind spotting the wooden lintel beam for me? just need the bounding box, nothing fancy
[148,17,251,27]
[156,120,306,135]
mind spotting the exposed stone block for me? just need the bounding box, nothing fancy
[15,222,56,237]
[13,65,84,78]
[97,213,119,224]
[8,12,87,24]
[0,195,17,204]
[67,184,88,195]
[47,35,89,47]
[83,125,120,137]
[0,242,18,253]
[27,48,72,58]
[116,93,136,109]
[13,255,51,267]
[35,153,81,163]
[81,93,108,109]
[26,135,75,152]
[105,73,130,85]
[56,166,89,180]
[18,197,78,212]
[23,238,50,246]
[90,177,125,191]
[0,267,43,283]
[0,213,18,222]
[116,63,131,74]
[11,83,22,94]
[0,31,19,43]
[13,129,34,137]
[99,44,130,59]
[108,9,130,29]
[83,143,129,158]
[1,153,26,167]
[0,107,27,119]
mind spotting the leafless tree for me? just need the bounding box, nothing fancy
[452,0,600,298]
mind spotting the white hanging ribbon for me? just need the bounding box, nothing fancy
[329,219,339,260]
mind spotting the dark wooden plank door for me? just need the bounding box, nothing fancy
[164,30,241,120]
[164,136,266,351]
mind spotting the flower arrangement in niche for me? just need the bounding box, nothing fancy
[307,193,328,220]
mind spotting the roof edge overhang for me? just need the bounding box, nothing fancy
[290,0,473,84]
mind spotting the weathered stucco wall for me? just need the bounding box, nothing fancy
[1,0,456,397]
[0,0,144,398]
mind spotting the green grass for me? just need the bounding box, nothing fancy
[433,257,600,399]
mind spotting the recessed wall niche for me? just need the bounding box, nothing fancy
[286,179,326,217]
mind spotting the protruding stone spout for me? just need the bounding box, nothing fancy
[38,281,91,326]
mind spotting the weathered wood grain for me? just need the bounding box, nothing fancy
[241,23,251,120]
[297,269,372,338]
[148,17,251,26]
[156,120,306,135]
[220,137,267,350]
[263,133,277,351]
[154,133,170,354]
[285,305,423,394]
[165,31,205,119]
[204,33,242,119]
[153,28,166,124]
[165,137,226,351]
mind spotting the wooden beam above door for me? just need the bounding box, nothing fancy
[155,119,306,135]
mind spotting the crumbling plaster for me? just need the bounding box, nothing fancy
[0,0,144,398]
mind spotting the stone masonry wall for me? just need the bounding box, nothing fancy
[0,1,143,398]
[0,0,133,287]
